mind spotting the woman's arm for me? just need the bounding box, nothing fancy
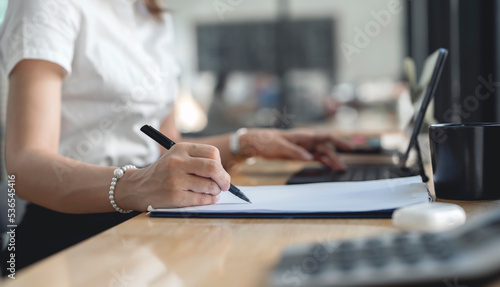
[7,60,230,213]
[6,60,116,213]
[161,109,352,170]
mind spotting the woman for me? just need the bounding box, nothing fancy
[0,0,350,271]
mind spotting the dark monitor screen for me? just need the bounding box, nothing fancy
[196,19,334,74]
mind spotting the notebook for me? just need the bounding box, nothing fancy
[287,48,448,185]
[148,176,431,218]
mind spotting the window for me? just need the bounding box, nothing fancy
[0,0,7,25]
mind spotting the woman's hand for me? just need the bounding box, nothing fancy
[118,143,231,211]
[239,129,352,171]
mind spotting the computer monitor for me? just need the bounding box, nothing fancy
[196,19,334,74]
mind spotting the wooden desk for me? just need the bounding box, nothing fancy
[3,160,500,287]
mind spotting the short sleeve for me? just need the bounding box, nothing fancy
[0,0,81,76]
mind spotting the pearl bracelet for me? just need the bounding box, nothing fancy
[109,164,136,213]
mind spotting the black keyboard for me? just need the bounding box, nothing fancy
[269,209,500,287]
[287,165,420,185]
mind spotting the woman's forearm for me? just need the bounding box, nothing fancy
[9,149,120,214]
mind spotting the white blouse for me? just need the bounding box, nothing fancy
[0,0,180,167]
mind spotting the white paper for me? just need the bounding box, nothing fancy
[149,176,430,215]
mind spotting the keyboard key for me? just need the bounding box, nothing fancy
[365,168,377,180]
[331,242,358,271]
[307,244,333,274]
[335,172,352,182]
[363,239,389,267]
[420,234,456,261]
[393,235,422,264]
[350,168,365,181]
[380,168,391,179]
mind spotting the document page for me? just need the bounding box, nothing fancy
[149,176,430,215]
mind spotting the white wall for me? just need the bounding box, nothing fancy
[166,0,405,85]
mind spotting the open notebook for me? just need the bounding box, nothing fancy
[148,176,432,218]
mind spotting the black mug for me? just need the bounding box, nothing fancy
[429,123,500,200]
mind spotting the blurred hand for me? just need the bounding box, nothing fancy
[239,129,352,171]
[118,143,231,211]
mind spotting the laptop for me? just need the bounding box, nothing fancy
[287,48,448,184]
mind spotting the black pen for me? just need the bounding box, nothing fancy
[140,125,252,203]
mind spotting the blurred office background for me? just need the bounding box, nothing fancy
[168,0,407,136]
[165,0,500,139]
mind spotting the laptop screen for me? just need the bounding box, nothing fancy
[399,48,448,168]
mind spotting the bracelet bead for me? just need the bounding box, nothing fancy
[108,165,137,213]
